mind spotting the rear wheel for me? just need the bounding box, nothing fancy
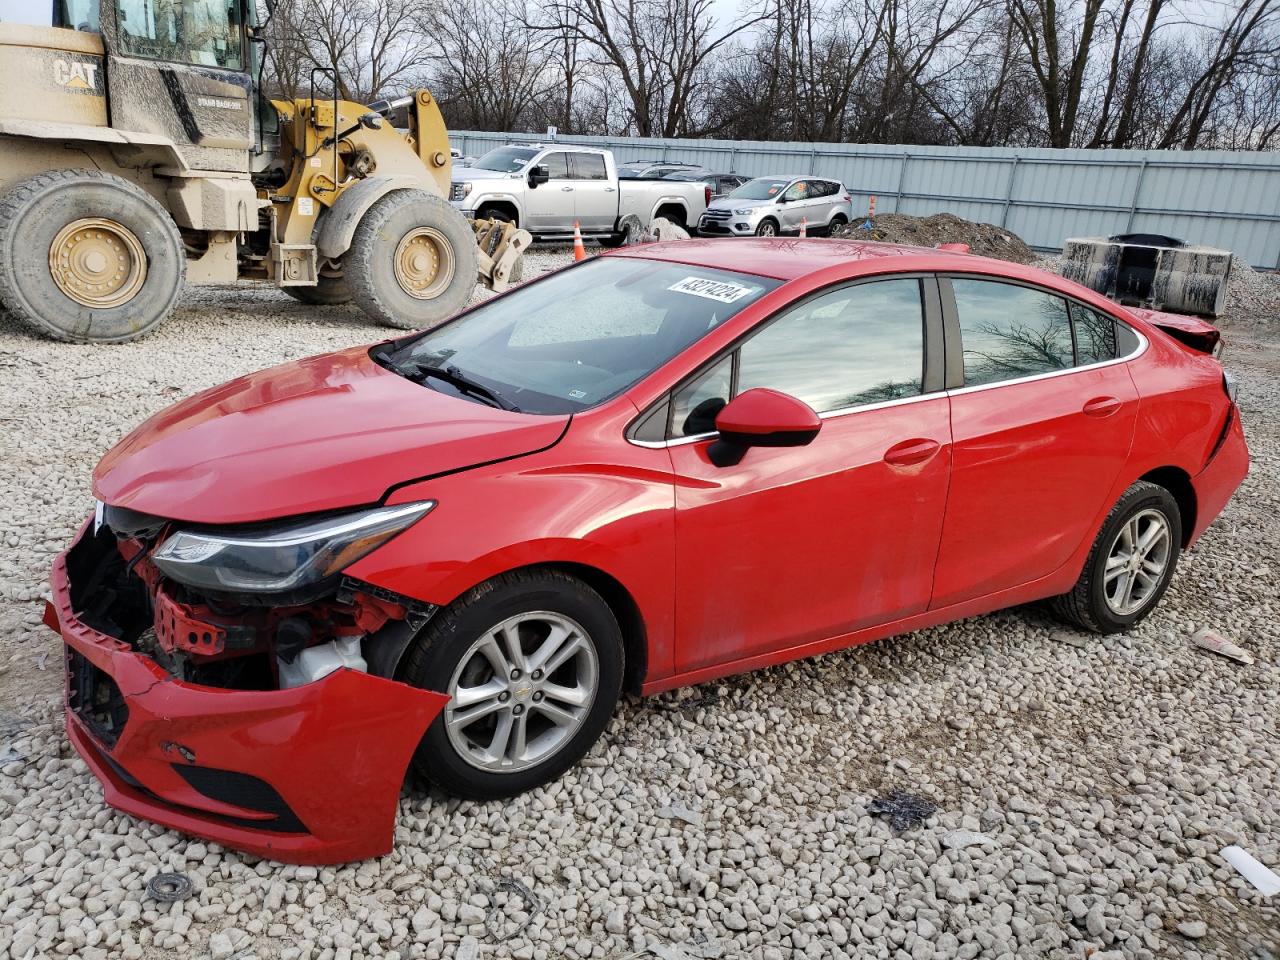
[345,190,478,330]
[1050,481,1182,633]
[827,213,849,236]
[400,569,623,800]
[755,218,779,238]
[0,170,185,343]
[284,261,351,305]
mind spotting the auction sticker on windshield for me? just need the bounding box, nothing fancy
[669,276,756,303]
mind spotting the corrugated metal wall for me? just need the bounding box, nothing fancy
[452,131,1280,269]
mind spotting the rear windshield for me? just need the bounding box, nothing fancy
[731,178,791,200]
[472,147,538,172]
[379,258,780,415]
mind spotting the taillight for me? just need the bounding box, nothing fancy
[705,185,713,206]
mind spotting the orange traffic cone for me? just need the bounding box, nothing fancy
[799,217,807,237]
[572,221,587,261]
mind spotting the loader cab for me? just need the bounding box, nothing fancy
[54,0,258,172]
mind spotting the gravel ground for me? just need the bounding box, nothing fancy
[1,244,1278,960]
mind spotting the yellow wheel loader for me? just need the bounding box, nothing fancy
[0,1,529,343]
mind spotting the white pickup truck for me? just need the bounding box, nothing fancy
[448,145,711,243]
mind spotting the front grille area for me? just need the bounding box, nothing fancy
[172,765,307,833]
[702,209,732,222]
[66,647,128,748]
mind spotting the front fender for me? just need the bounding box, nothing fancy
[316,176,424,260]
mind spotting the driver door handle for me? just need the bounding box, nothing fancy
[604,186,616,192]
[884,438,941,466]
[561,186,574,192]
[1082,396,1122,418]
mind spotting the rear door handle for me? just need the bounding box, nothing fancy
[884,438,941,466]
[1082,396,1122,418]
[561,186,574,192]
[604,186,616,192]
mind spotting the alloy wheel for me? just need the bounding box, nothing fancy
[1103,508,1172,616]
[444,611,599,772]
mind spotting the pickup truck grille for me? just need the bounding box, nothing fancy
[449,183,466,202]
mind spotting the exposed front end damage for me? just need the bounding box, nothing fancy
[48,515,449,864]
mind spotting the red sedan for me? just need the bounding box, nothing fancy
[48,239,1248,863]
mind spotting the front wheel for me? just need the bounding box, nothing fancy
[755,219,779,237]
[1050,480,1182,633]
[283,269,352,306]
[400,569,624,800]
[345,190,478,330]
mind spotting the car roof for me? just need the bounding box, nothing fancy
[608,237,1025,282]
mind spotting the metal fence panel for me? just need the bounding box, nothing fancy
[452,130,1280,269]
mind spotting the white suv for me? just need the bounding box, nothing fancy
[700,177,854,237]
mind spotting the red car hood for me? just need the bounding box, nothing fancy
[94,347,568,524]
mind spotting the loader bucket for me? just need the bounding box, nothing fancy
[1060,235,1231,318]
[473,218,532,294]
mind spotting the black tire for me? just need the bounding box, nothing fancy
[283,273,352,306]
[0,170,185,343]
[755,218,779,238]
[599,214,643,248]
[475,205,514,226]
[400,569,624,800]
[1050,480,1182,634]
[345,190,478,330]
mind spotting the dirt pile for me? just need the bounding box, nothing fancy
[1224,256,1280,317]
[831,212,1037,263]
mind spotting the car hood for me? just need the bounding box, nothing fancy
[708,197,772,212]
[93,347,568,525]
[453,167,522,183]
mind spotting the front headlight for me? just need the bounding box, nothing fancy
[461,182,474,197]
[151,501,434,594]
[733,208,754,216]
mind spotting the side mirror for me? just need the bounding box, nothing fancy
[709,388,821,466]
[528,165,550,188]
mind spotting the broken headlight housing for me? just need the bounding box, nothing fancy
[151,502,435,594]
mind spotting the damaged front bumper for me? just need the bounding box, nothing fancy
[48,521,449,864]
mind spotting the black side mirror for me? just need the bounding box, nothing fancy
[528,165,550,188]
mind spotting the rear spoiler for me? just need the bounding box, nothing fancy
[1127,307,1221,356]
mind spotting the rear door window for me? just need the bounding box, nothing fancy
[951,279,1074,387]
[116,0,243,68]
[572,153,608,180]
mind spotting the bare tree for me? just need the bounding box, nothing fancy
[534,0,767,136]
[419,0,556,131]
[259,0,428,104]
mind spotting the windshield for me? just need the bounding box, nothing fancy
[730,178,791,200]
[472,147,538,173]
[381,258,780,415]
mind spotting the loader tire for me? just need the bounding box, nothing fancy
[284,274,352,306]
[0,170,185,343]
[346,190,478,330]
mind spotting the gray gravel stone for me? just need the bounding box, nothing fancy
[0,247,1277,960]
